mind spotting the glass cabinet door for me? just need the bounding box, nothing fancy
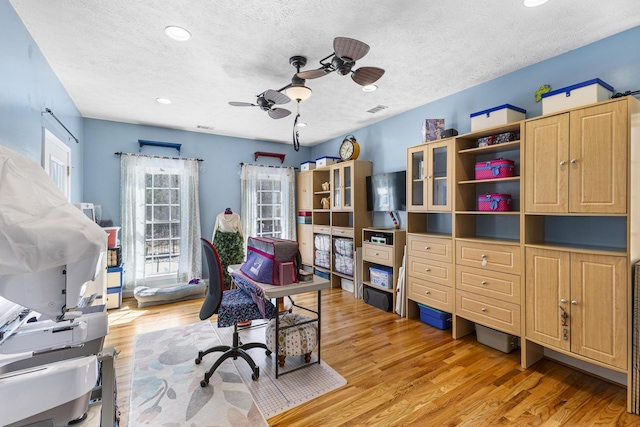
[343,164,353,209]
[427,140,451,211]
[407,146,426,210]
[332,166,341,209]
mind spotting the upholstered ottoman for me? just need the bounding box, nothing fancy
[265,313,318,367]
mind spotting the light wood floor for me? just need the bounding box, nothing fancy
[105,288,640,426]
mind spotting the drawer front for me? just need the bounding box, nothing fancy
[407,257,453,287]
[407,278,454,313]
[456,241,521,275]
[456,265,521,304]
[363,243,393,265]
[332,227,354,238]
[407,234,452,263]
[456,290,521,335]
[313,225,331,235]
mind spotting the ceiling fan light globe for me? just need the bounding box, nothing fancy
[285,85,312,102]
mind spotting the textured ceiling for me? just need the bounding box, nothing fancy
[9,0,640,147]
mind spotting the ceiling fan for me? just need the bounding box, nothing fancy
[228,89,291,119]
[297,37,385,86]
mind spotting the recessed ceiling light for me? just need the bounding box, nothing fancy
[156,98,172,104]
[362,84,378,92]
[297,122,307,128]
[523,0,549,7]
[165,26,191,41]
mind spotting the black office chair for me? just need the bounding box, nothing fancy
[195,238,276,387]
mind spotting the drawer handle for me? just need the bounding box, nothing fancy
[560,298,567,303]
[560,160,566,166]
[425,246,430,250]
[481,281,487,285]
[425,268,431,272]
[481,307,487,312]
[481,254,486,258]
[571,159,577,164]
[571,300,578,305]
[375,252,379,256]
[425,290,430,295]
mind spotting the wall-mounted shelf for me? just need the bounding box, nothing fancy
[255,151,285,163]
[138,139,181,154]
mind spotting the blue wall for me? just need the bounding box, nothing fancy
[2,0,640,235]
[311,25,640,228]
[0,0,85,201]
[83,119,310,236]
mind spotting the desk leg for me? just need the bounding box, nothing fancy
[275,297,281,379]
[317,289,321,366]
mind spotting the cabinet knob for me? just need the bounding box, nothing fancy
[571,300,578,305]
[560,161,566,166]
[560,298,567,303]
[481,281,487,285]
[425,290,430,295]
[571,159,577,164]
[427,176,432,179]
[425,268,431,272]
[481,254,486,258]
[425,246,430,250]
[481,307,487,312]
[375,252,379,256]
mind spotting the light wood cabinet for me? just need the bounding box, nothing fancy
[525,101,627,214]
[525,247,627,370]
[297,223,314,266]
[362,228,406,311]
[296,170,314,211]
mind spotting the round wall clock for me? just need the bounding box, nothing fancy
[339,135,360,161]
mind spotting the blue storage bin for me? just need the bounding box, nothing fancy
[418,303,452,330]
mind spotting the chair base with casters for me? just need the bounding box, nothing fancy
[196,288,275,387]
[196,238,276,388]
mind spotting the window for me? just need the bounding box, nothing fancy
[256,179,282,238]
[145,172,180,277]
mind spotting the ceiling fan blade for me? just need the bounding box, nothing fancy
[263,89,290,105]
[297,67,332,80]
[351,67,385,86]
[268,108,291,119]
[334,37,370,61]
[229,101,256,107]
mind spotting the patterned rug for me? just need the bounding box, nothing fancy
[129,321,268,427]
[214,320,347,419]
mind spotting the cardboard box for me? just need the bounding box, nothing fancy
[316,156,341,168]
[541,78,614,115]
[476,324,519,353]
[300,161,316,171]
[470,104,526,131]
[418,304,452,329]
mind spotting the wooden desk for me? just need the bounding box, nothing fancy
[228,265,330,378]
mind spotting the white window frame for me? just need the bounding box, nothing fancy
[144,167,181,281]
[42,128,71,200]
[255,178,283,238]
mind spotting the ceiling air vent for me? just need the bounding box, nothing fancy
[196,125,215,130]
[366,105,388,114]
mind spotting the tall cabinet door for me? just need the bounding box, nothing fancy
[297,224,314,266]
[331,163,354,211]
[525,247,570,351]
[426,139,452,211]
[568,102,627,214]
[296,171,313,211]
[407,145,427,211]
[570,253,627,369]
[525,114,570,213]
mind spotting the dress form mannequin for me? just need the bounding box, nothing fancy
[212,208,244,290]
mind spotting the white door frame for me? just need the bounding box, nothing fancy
[42,128,71,201]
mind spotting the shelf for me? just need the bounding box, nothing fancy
[524,242,627,256]
[455,236,521,246]
[458,140,521,155]
[455,211,520,215]
[458,176,520,185]
[362,281,393,293]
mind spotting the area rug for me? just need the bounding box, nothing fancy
[129,321,268,427]
[214,320,347,419]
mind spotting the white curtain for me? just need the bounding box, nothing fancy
[240,164,296,242]
[120,155,201,291]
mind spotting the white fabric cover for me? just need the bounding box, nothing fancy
[265,313,318,357]
[0,145,106,275]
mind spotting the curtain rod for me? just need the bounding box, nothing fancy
[115,152,203,161]
[43,108,79,144]
[240,162,297,170]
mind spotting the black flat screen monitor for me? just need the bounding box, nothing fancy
[366,170,406,212]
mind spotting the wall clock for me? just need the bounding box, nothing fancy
[339,135,360,161]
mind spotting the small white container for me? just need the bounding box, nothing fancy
[316,156,341,168]
[341,278,354,293]
[541,78,614,115]
[300,161,316,171]
[470,104,526,131]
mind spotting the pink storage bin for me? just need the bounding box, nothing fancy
[475,159,515,180]
[478,193,512,212]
